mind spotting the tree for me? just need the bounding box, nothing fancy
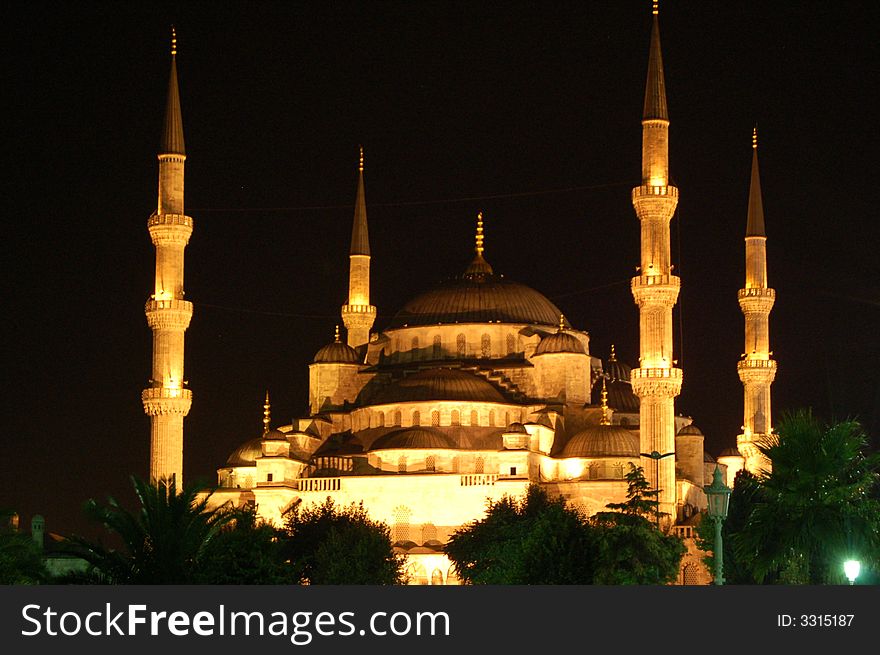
[69,476,234,584]
[592,465,685,585]
[733,410,880,584]
[445,485,597,584]
[194,506,293,584]
[282,498,405,585]
[0,510,46,585]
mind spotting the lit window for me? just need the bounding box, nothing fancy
[481,334,491,358]
[457,334,466,358]
[431,410,440,426]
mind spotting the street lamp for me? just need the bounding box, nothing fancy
[640,450,675,529]
[704,466,732,586]
[843,560,860,585]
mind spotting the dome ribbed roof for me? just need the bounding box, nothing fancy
[561,425,639,458]
[534,331,585,355]
[677,424,704,436]
[372,368,505,404]
[226,438,262,466]
[718,447,743,459]
[370,427,458,450]
[313,340,361,364]
[389,274,565,329]
[504,422,528,434]
[264,428,288,441]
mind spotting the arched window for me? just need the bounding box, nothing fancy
[682,563,700,586]
[412,410,421,426]
[426,455,436,472]
[506,333,516,355]
[433,335,442,359]
[393,410,402,426]
[431,569,444,585]
[481,334,491,358]
[451,410,460,426]
[411,336,419,359]
[488,410,495,426]
[393,506,411,542]
[470,410,479,426]
[456,334,466,358]
[377,412,385,427]
[422,523,437,543]
[474,456,484,474]
[431,410,440,426]
[398,456,407,473]
[451,456,460,472]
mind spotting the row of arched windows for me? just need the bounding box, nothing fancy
[394,333,520,360]
[391,455,485,474]
[357,408,516,430]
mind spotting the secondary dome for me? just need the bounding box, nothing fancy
[313,328,361,364]
[371,368,506,404]
[371,427,458,450]
[226,438,261,466]
[534,331,585,355]
[677,424,704,436]
[561,425,639,458]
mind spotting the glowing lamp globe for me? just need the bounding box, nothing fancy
[843,560,860,585]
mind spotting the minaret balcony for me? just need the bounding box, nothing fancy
[631,274,680,307]
[631,367,682,399]
[631,185,678,223]
[738,287,775,299]
[737,358,777,384]
[142,387,192,415]
[342,303,377,328]
[145,298,193,330]
[738,287,775,314]
[632,184,679,199]
[148,212,193,246]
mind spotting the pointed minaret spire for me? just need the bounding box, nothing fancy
[161,26,185,156]
[475,210,485,256]
[630,0,681,524]
[144,28,194,487]
[746,127,766,237]
[334,324,341,342]
[738,127,776,475]
[341,146,376,348]
[262,391,271,435]
[464,211,494,278]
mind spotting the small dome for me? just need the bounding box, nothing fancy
[226,438,262,466]
[263,428,288,441]
[504,422,528,434]
[718,447,743,459]
[313,340,361,364]
[533,331,585,356]
[561,425,639,458]
[704,451,716,463]
[370,427,458,451]
[677,424,704,436]
[371,368,505,404]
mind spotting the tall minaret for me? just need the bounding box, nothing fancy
[341,146,376,349]
[630,1,681,522]
[737,129,776,474]
[142,27,193,488]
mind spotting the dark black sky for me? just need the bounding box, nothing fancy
[3,1,878,538]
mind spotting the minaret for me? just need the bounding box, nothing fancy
[630,1,681,521]
[737,128,776,474]
[142,27,193,488]
[341,146,376,349]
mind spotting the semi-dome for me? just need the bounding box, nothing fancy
[226,438,262,466]
[371,368,506,404]
[313,338,361,364]
[370,427,458,450]
[561,424,639,458]
[533,331,585,355]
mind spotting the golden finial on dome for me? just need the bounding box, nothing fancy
[652,0,659,16]
[334,325,341,342]
[262,391,271,435]
[600,378,611,425]
[558,314,565,332]
[609,344,617,361]
[752,126,758,150]
[359,145,364,173]
[170,26,177,57]
[475,211,485,256]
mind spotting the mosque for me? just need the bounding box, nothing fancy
[141,6,775,584]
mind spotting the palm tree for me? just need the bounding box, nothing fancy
[70,476,233,584]
[734,410,880,583]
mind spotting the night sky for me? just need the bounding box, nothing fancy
[3,1,878,539]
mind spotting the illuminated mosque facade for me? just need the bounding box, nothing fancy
[142,6,775,584]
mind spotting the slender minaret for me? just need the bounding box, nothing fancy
[341,146,376,349]
[737,128,776,474]
[142,27,193,488]
[630,1,681,522]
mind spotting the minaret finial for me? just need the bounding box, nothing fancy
[171,26,177,57]
[652,0,659,16]
[359,145,364,173]
[600,378,611,425]
[262,391,271,435]
[752,126,758,150]
[609,344,617,361]
[334,324,341,342]
[475,211,485,256]
[558,314,565,332]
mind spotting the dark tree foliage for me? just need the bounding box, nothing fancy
[0,510,46,585]
[732,411,880,584]
[445,485,597,584]
[282,498,405,585]
[194,506,293,584]
[68,476,234,584]
[593,465,685,585]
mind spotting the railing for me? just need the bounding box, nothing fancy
[632,185,679,198]
[631,274,680,287]
[738,287,775,299]
[144,298,193,312]
[298,477,342,492]
[673,525,695,538]
[737,359,776,369]
[632,368,682,380]
[141,387,192,401]
[460,474,498,487]
[148,212,193,228]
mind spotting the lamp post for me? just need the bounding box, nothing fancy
[704,466,732,585]
[640,450,675,529]
[843,560,860,585]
